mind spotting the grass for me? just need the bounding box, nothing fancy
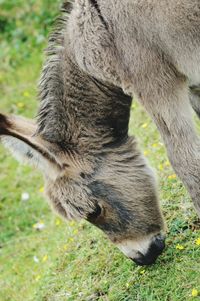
[0,1,200,300]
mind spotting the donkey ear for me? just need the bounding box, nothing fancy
[0,113,62,179]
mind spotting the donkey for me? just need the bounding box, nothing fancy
[1,0,200,266]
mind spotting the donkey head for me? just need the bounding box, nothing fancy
[0,113,165,265]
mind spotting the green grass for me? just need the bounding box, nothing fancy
[0,1,200,301]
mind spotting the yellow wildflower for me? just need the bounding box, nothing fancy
[42,255,48,262]
[69,221,75,227]
[164,160,170,167]
[55,218,61,226]
[195,238,200,246]
[158,164,164,171]
[63,244,68,251]
[152,143,158,148]
[69,237,74,243]
[35,275,41,282]
[140,269,146,275]
[23,91,30,97]
[73,229,78,235]
[144,150,150,156]
[192,289,199,297]
[176,244,185,250]
[168,174,177,180]
[17,102,25,109]
[141,123,148,129]
[39,186,44,193]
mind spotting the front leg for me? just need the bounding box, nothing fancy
[136,75,200,217]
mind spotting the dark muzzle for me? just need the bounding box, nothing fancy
[132,234,165,266]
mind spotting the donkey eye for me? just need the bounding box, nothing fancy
[87,204,102,222]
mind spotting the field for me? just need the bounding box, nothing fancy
[0,1,200,300]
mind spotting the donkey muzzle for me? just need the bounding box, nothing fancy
[132,234,165,266]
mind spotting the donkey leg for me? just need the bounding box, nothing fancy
[137,77,200,216]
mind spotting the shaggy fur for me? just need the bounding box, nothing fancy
[1,0,200,263]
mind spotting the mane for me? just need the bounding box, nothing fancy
[37,0,73,137]
[47,1,73,55]
[37,0,132,152]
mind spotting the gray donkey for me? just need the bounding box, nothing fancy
[1,0,200,266]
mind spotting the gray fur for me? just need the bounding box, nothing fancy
[2,0,200,263]
[67,0,200,216]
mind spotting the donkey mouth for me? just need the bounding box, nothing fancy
[131,254,159,266]
[131,235,166,266]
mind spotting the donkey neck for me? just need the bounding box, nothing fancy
[38,32,132,155]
